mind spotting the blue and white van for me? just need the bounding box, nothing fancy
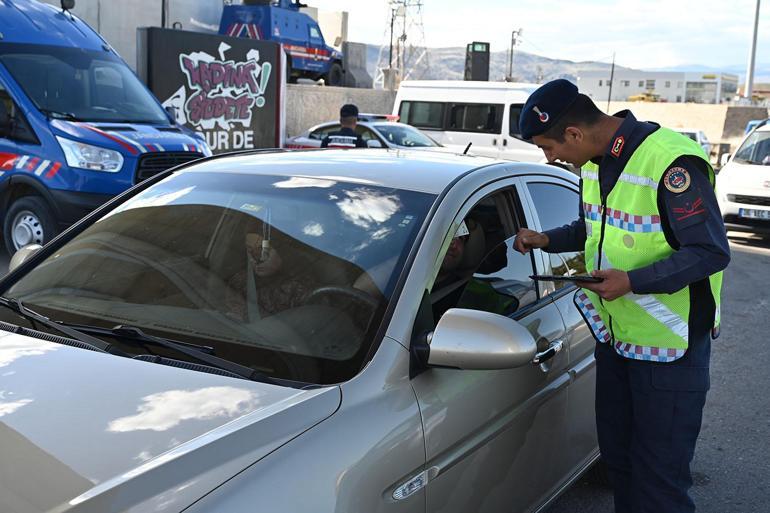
[0,0,211,253]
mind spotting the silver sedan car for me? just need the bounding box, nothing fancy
[0,149,598,513]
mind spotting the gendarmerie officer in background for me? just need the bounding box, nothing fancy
[513,79,730,513]
[321,104,367,149]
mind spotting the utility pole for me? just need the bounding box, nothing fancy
[744,0,761,101]
[389,6,395,68]
[607,53,616,112]
[507,28,522,81]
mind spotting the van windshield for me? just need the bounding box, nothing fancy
[0,44,168,124]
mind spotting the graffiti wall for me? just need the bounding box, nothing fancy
[138,28,281,153]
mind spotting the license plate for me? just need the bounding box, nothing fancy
[739,208,770,220]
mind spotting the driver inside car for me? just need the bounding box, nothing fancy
[225,232,315,321]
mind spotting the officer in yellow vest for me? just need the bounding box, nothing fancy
[514,79,730,513]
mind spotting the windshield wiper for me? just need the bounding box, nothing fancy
[39,109,83,121]
[67,323,281,385]
[0,297,122,355]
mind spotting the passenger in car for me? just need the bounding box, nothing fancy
[431,218,484,320]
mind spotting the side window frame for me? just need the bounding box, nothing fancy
[309,124,340,140]
[429,178,552,324]
[518,174,584,299]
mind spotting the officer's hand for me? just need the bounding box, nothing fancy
[514,228,549,254]
[581,269,632,301]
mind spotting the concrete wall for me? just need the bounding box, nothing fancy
[602,101,769,149]
[285,85,396,137]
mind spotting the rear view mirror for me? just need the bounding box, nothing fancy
[425,308,537,370]
[164,106,177,125]
[9,244,43,273]
[366,139,384,148]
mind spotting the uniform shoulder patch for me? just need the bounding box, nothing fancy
[663,166,691,193]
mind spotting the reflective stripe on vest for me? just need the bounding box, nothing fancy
[579,127,723,362]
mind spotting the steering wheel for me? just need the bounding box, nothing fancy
[305,286,380,312]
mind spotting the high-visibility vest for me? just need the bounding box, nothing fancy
[575,127,722,362]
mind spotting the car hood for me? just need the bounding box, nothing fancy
[50,120,205,156]
[0,332,340,513]
[719,161,770,195]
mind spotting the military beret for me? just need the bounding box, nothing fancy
[519,79,579,139]
[340,104,359,118]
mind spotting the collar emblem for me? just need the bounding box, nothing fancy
[611,136,625,157]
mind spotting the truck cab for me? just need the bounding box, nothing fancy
[219,0,344,86]
[0,0,211,254]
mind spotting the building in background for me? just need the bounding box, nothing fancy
[578,70,739,104]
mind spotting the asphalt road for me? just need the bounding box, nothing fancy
[546,232,770,513]
[0,233,767,512]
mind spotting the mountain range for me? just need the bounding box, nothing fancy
[363,44,770,85]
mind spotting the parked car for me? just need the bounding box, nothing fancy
[0,0,210,255]
[716,121,770,237]
[745,118,767,135]
[285,114,442,150]
[673,128,711,158]
[393,80,545,162]
[0,149,598,513]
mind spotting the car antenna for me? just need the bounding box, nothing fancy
[463,142,472,155]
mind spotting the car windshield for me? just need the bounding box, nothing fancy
[3,170,435,384]
[733,130,770,165]
[374,123,439,147]
[0,43,168,124]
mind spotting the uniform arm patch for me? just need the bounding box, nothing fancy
[663,166,691,193]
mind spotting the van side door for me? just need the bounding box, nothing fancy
[497,103,548,163]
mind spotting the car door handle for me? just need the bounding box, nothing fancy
[493,138,498,145]
[532,339,564,364]
[503,139,508,146]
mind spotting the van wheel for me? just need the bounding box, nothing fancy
[324,63,343,87]
[4,196,58,256]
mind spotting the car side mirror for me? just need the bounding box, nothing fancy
[9,244,43,273]
[366,139,384,149]
[720,153,731,167]
[334,36,343,47]
[422,308,537,370]
[164,106,177,125]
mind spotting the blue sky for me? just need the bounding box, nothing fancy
[319,0,769,71]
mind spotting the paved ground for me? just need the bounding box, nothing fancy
[547,232,770,513]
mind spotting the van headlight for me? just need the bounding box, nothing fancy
[56,136,124,172]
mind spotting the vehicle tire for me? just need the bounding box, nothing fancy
[324,62,343,87]
[3,196,58,256]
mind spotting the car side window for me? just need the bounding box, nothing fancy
[0,81,38,144]
[354,125,378,141]
[526,182,586,289]
[430,191,537,322]
[309,125,339,140]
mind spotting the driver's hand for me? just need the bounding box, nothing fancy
[514,228,549,254]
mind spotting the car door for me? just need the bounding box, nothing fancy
[442,102,503,158]
[412,179,573,513]
[520,175,600,474]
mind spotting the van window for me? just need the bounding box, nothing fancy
[509,104,523,137]
[448,103,503,134]
[0,80,38,144]
[398,101,444,129]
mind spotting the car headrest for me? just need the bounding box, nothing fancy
[456,218,486,274]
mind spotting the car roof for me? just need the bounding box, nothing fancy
[0,0,105,50]
[185,149,501,194]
